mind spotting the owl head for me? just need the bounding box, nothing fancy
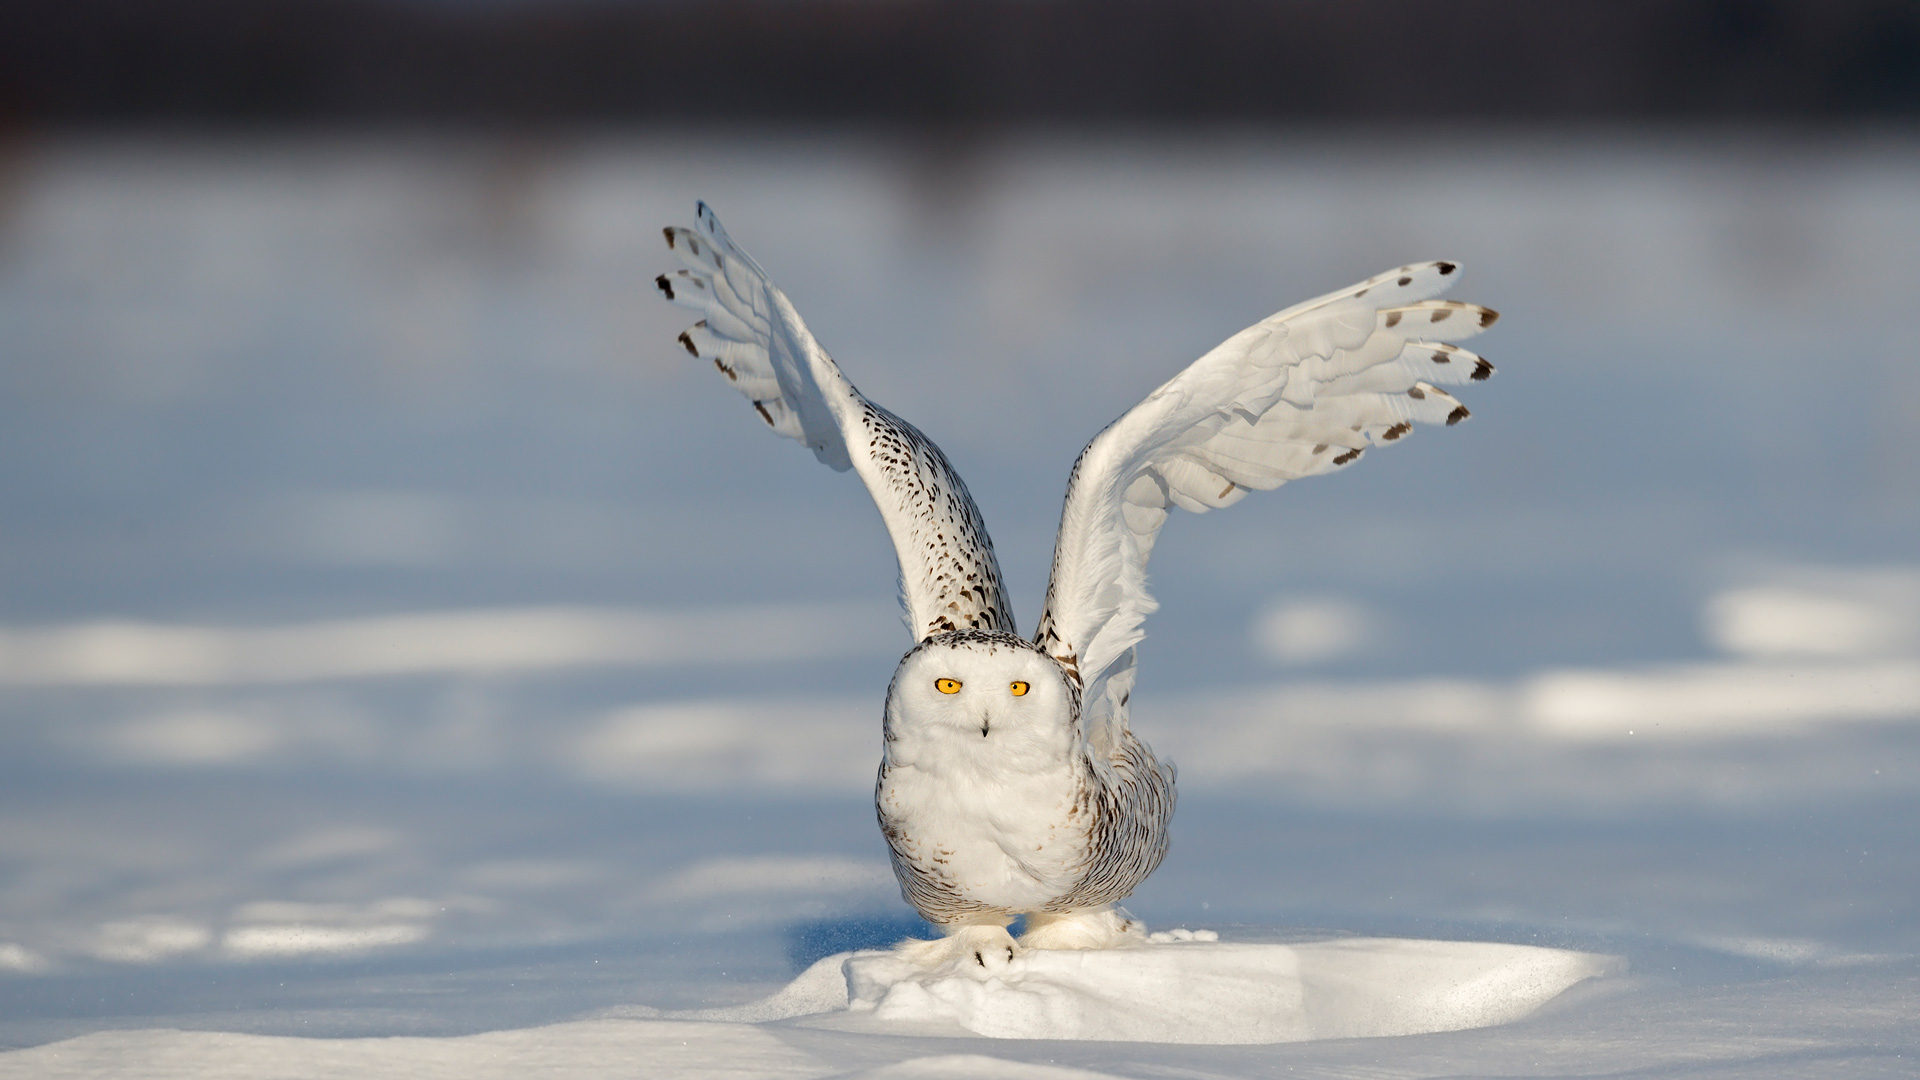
[883,630,1080,769]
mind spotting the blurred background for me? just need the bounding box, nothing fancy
[0,0,1917,1050]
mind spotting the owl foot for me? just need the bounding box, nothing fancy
[1018,906,1148,950]
[894,922,1021,975]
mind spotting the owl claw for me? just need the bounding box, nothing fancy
[895,923,1021,977]
[1018,906,1149,950]
[973,944,1015,969]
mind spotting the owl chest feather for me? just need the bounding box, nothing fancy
[877,727,1095,915]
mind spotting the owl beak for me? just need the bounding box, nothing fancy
[980,711,991,738]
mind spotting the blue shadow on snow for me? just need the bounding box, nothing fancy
[784,913,939,970]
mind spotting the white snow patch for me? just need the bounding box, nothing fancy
[223,923,428,957]
[232,897,441,922]
[100,709,288,765]
[0,942,50,974]
[1146,928,1218,943]
[1253,597,1378,666]
[566,698,877,792]
[86,919,213,964]
[220,898,442,957]
[1705,568,1920,659]
[81,699,387,769]
[1523,660,1920,737]
[777,937,1624,1044]
[0,603,892,686]
[1159,658,1920,810]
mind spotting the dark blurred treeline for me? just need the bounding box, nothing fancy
[2,0,1917,128]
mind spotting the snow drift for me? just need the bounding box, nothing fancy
[0,936,1624,1078]
[682,934,1624,1044]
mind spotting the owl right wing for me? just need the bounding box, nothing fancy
[1034,261,1498,753]
[657,203,1016,642]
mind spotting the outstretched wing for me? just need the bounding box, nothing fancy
[658,203,1015,641]
[1034,262,1498,749]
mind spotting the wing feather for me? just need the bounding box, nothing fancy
[1035,262,1497,751]
[659,203,1016,641]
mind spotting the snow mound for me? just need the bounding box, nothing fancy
[774,936,1623,1044]
[0,938,1626,1080]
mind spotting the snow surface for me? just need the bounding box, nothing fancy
[805,937,1622,1043]
[0,936,1629,1075]
[3,948,1914,1079]
[1,134,1917,1077]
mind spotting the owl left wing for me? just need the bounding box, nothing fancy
[658,203,1015,641]
[1034,262,1498,751]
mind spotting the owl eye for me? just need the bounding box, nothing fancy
[1009,681,1030,697]
[936,678,962,694]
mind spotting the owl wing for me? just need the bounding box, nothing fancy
[658,203,1016,641]
[1034,262,1498,751]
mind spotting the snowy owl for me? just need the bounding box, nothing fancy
[657,203,1496,969]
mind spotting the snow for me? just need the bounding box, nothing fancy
[0,1021,832,1080]
[2,935,1616,1074]
[0,133,1917,1077]
[0,603,895,686]
[1,954,1912,1079]
[809,938,1622,1043]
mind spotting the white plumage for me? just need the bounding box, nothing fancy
[658,203,1497,968]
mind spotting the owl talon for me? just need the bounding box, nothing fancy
[895,923,1020,977]
[975,945,1015,967]
[1018,906,1149,950]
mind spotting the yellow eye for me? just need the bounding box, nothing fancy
[936,678,962,694]
[1010,681,1030,697]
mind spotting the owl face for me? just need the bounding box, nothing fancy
[884,631,1078,770]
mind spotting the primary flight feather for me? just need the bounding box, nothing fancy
[657,202,1498,969]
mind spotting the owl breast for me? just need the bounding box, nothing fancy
[877,751,1096,919]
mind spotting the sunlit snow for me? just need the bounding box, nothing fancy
[0,133,1916,1077]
